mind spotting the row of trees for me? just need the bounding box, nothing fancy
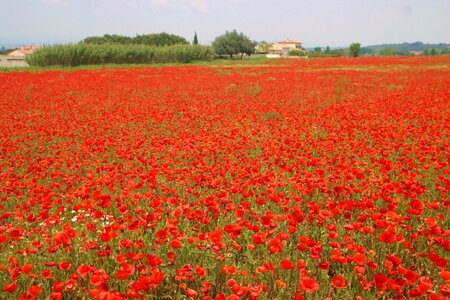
[81,31,256,59]
[82,33,190,47]
[82,32,196,47]
[307,43,450,58]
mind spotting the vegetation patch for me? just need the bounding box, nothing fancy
[26,44,215,67]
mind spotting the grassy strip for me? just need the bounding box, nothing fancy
[1,57,277,72]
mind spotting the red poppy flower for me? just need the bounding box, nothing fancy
[186,288,198,298]
[374,273,388,291]
[65,279,77,291]
[170,239,182,249]
[28,285,42,296]
[8,229,22,240]
[50,292,63,300]
[440,284,450,296]
[318,261,330,271]
[20,264,32,275]
[3,282,17,293]
[251,232,265,244]
[280,258,294,270]
[58,261,72,270]
[195,265,206,277]
[116,270,130,281]
[331,275,348,288]
[439,271,450,282]
[119,238,134,249]
[298,276,319,293]
[77,264,93,278]
[53,280,64,293]
[41,269,53,279]
[378,232,395,244]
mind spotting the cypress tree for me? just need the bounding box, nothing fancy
[193,32,199,45]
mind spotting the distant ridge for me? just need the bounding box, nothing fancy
[362,41,449,52]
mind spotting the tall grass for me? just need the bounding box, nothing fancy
[26,43,215,67]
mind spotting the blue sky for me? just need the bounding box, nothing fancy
[1,0,449,47]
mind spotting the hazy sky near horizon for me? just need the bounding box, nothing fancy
[1,0,449,47]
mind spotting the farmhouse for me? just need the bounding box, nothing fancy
[269,39,303,56]
[8,45,40,57]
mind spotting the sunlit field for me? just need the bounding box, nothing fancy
[0,56,449,299]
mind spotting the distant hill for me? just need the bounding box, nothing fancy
[362,41,449,52]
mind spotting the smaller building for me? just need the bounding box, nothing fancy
[408,51,422,56]
[269,39,303,56]
[8,45,41,57]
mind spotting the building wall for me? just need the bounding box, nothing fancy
[272,43,300,50]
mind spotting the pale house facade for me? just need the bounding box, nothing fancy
[269,39,303,56]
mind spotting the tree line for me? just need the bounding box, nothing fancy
[82,33,190,47]
[82,31,258,59]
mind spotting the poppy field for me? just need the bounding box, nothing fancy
[0,56,449,299]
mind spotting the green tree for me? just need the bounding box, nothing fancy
[83,34,132,45]
[82,33,188,46]
[240,38,256,58]
[256,41,271,53]
[380,48,395,56]
[330,48,344,57]
[349,42,361,57]
[288,49,307,57]
[133,33,188,46]
[193,32,199,45]
[212,30,255,59]
[324,46,330,54]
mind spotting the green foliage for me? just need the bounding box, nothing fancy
[193,32,199,45]
[83,34,133,45]
[287,49,307,57]
[379,48,395,56]
[308,48,344,57]
[82,33,189,46]
[255,41,271,53]
[349,42,361,57]
[359,47,375,56]
[212,30,256,59]
[133,33,189,46]
[26,43,215,67]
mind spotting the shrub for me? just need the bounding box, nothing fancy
[287,49,307,57]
